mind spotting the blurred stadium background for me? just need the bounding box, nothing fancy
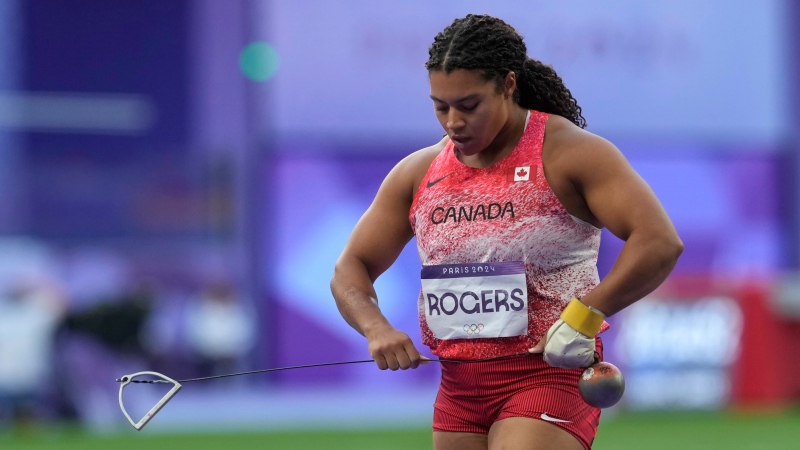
[0,0,799,448]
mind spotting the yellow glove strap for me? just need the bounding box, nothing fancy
[560,298,605,337]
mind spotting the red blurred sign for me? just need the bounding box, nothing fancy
[615,276,800,410]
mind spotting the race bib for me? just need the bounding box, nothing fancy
[420,261,528,340]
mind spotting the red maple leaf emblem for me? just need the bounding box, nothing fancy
[516,168,528,178]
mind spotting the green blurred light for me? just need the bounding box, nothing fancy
[239,42,279,82]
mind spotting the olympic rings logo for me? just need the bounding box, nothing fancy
[463,323,484,335]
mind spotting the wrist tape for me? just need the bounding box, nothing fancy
[560,298,605,337]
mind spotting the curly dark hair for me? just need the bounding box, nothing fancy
[426,14,586,128]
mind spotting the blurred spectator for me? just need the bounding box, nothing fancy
[0,237,66,428]
[0,279,67,428]
[184,279,256,377]
[62,280,155,355]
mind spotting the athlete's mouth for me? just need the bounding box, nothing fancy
[451,135,471,144]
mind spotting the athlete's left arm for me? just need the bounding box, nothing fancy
[563,129,684,317]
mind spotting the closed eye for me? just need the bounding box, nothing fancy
[434,103,478,114]
[430,94,481,114]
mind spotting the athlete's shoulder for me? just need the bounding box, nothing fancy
[542,114,633,210]
[390,135,449,196]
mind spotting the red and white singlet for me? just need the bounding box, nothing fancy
[409,110,608,360]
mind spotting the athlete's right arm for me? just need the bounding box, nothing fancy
[330,143,442,371]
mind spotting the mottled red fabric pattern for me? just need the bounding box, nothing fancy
[409,110,609,360]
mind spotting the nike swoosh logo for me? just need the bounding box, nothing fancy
[540,413,571,423]
[426,173,452,188]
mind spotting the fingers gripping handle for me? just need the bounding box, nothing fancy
[118,371,182,430]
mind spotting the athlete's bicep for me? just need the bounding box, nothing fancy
[339,162,416,282]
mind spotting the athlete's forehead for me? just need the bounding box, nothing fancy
[429,69,494,103]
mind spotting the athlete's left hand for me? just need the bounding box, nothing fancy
[529,298,605,368]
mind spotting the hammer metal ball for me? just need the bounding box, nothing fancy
[578,361,625,408]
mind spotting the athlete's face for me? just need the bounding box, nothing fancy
[429,69,516,156]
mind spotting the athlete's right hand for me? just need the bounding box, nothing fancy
[365,323,426,370]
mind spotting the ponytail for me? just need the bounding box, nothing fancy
[516,58,586,129]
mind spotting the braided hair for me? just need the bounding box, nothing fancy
[426,14,586,129]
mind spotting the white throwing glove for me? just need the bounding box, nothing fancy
[543,298,605,368]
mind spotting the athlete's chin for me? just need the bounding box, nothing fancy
[452,138,479,154]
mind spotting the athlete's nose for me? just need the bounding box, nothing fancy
[446,110,465,130]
